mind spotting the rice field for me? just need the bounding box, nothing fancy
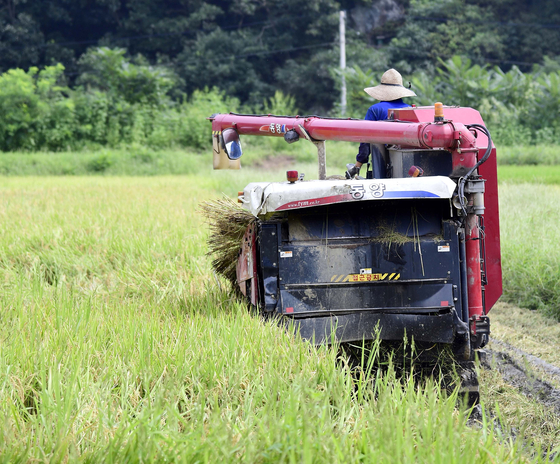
[498,182,560,318]
[0,174,549,462]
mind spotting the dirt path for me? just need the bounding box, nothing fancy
[476,302,560,457]
[482,346,560,416]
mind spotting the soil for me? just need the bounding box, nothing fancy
[482,346,560,416]
[489,338,560,381]
[479,339,560,461]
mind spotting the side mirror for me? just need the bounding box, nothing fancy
[222,128,243,160]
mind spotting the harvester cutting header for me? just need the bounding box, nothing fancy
[207,101,501,389]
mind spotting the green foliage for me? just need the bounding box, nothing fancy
[77,47,178,105]
[263,91,298,115]
[177,88,240,149]
[389,0,504,74]
[0,0,559,114]
[0,54,240,152]
[1,51,560,153]
[0,64,73,151]
[390,0,560,73]
[337,66,387,118]
[87,152,114,172]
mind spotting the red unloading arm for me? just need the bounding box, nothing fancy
[210,113,478,160]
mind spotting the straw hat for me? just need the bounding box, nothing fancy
[364,68,417,101]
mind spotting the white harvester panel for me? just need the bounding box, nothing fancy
[239,176,457,216]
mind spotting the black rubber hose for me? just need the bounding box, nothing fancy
[457,124,493,216]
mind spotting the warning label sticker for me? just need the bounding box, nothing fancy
[280,251,293,258]
[331,273,401,282]
[438,245,450,253]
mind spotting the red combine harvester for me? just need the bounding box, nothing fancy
[209,105,501,394]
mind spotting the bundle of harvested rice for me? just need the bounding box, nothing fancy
[200,196,256,287]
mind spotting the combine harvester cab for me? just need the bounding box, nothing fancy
[209,105,501,363]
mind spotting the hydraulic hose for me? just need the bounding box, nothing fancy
[457,124,493,217]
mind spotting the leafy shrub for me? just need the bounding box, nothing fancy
[87,153,113,172]
[0,52,559,154]
[0,64,73,151]
[76,47,177,106]
[175,88,239,150]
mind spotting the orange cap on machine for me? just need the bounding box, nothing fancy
[434,102,444,122]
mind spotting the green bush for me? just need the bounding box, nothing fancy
[76,47,177,106]
[0,52,559,154]
[0,64,74,151]
[0,59,239,152]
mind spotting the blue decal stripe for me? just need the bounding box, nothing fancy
[383,191,440,198]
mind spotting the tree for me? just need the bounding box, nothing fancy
[389,0,560,73]
[77,47,177,105]
[388,0,506,73]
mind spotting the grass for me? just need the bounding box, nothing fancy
[481,301,560,455]
[0,175,540,462]
[498,165,560,184]
[0,144,559,460]
[498,182,560,318]
[479,355,560,459]
[497,145,560,166]
[0,149,203,176]
[0,139,356,177]
[490,302,560,369]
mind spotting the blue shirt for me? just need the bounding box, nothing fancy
[364,99,410,121]
[357,99,411,167]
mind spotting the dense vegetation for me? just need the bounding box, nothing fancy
[0,0,559,151]
[1,0,559,109]
[1,53,560,152]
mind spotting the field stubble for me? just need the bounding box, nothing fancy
[0,174,557,462]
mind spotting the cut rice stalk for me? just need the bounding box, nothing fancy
[200,196,256,287]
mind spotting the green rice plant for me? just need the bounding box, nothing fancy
[0,282,528,463]
[0,175,539,462]
[499,182,560,319]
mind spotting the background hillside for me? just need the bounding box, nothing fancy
[2,0,559,112]
[1,0,560,151]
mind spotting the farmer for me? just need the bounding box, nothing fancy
[346,68,416,179]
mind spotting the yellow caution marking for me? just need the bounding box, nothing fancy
[330,273,401,283]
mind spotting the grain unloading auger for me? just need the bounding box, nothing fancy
[208,105,501,373]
